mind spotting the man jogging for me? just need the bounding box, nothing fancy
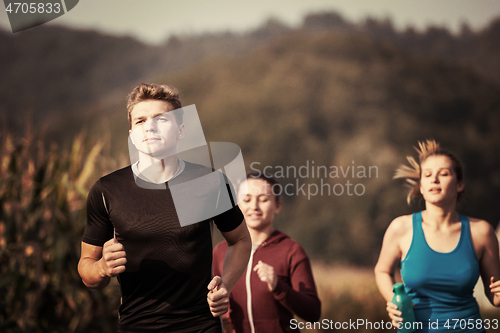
[78,83,251,332]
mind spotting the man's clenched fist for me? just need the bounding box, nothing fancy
[100,238,127,277]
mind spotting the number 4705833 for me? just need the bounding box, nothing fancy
[5,2,61,14]
[444,319,498,330]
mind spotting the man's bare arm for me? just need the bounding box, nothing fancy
[207,221,251,316]
[78,239,127,289]
[219,221,252,292]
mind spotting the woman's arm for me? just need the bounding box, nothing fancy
[374,216,407,301]
[472,219,500,307]
[263,244,321,323]
[374,215,410,325]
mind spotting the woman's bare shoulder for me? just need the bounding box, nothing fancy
[468,217,496,243]
[385,214,413,238]
[469,217,493,232]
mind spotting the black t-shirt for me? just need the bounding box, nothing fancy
[83,161,243,333]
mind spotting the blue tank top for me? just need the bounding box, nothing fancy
[400,211,483,332]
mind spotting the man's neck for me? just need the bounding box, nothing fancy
[137,154,179,184]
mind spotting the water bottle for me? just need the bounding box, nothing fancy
[392,283,416,333]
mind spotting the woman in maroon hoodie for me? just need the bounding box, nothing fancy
[213,172,321,333]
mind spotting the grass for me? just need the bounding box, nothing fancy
[300,263,390,332]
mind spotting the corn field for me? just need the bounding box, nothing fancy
[0,126,122,333]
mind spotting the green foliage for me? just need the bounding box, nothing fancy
[0,128,120,332]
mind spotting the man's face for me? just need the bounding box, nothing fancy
[129,100,184,158]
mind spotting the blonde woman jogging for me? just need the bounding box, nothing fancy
[375,140,500,332]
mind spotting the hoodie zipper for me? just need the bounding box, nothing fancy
[246,246,257,333]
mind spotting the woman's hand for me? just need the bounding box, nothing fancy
[490,276,500,307]
[253,260,278,291]
[386,301,403,328]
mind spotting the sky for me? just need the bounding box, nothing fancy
[1,0,500,44]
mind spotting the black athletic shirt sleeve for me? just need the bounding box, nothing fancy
[212,175,244,233]
[212,201,244,233]
[82,179,114,246]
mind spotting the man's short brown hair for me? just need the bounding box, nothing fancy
[127,83,183,128]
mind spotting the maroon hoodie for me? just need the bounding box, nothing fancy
[213,230,321,333]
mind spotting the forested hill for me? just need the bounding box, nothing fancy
[302,12,500,86]
[156,31,500,265]
[1,13,500,137]
[0,23,271,136]
[1,13,500,265]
